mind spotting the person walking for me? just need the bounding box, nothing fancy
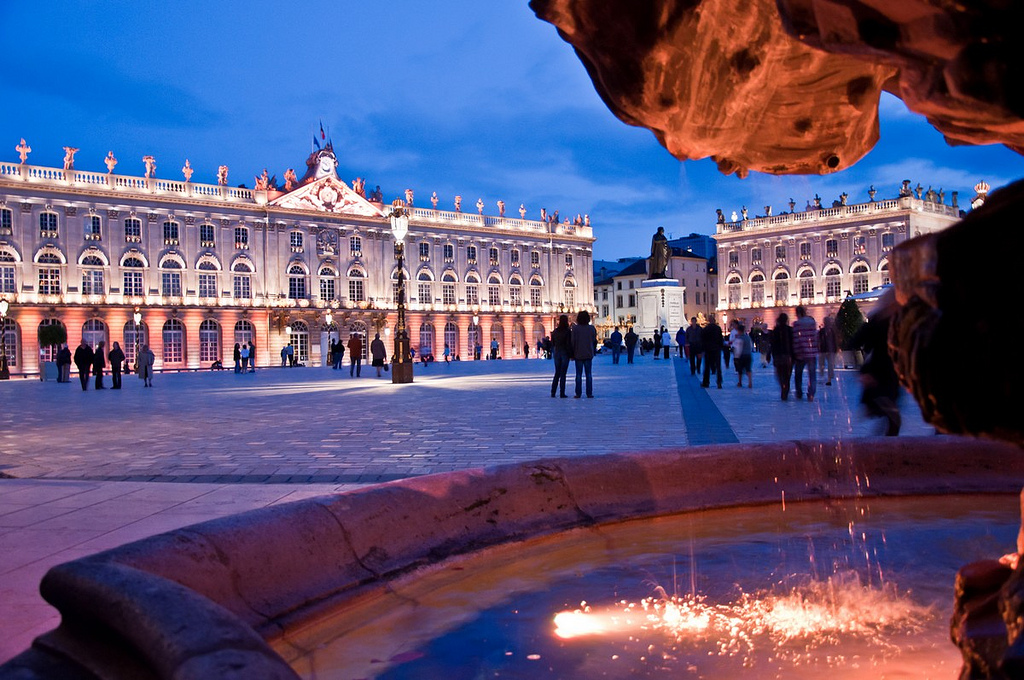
[233,343,242,373]
[333,339,345,370]
[675,327,686,358]
[792,305,818,401]
[685,317,703,376]
[624,326,638,364]
[348,333,362,377]
[652,328,662,360]
[108,341,125,389]
[73,340,93,391]
[701,317,724,388]
[570,310,597,398]
[443,342,451,364]
[609,326,623,365]
[549,315,571,398]
[770,314,794,400]
[370,332,387,377]
[732,323,753,388]
[821,314,839,385]
[138,344,155,387]
[853,290,902,435]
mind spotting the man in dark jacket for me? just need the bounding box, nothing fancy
[73,340,93,391]
[624,327,639,364]
[608,326,623,365]
[570,310,598,398]
[685,317,703,375]
[108,341,126,389]
[701,318,724,388]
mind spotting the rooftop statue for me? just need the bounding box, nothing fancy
[497,200,505,217]
[181,159,193,182]
[454,195,462,212]
[352,177,364,197]
[716,208,725,223]
[217,165,229,186]
[284,169,297,191]
[405,188,414,206]
[15,138,30,164]
[142,155,156,179]
[104,151,117,174]
[63,146,79,171]
[431,192,438,209]
[477,198,484,214]
[648,226,670,279]
[254,169,270,191]
[519,203,526,218]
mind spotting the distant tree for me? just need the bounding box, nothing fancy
[835,297,865,350]
[38,323,66,349]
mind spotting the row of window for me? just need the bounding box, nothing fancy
[725,264,889,306]
[727,233,896,268]
[7,209,576,268]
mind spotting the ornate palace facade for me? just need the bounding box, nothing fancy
[0,145,595,375]
[713,183,973,324]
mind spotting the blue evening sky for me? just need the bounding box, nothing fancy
[2,1,1021,260]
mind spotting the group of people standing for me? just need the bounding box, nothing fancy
[549,310,598,398]
[232,341,258,373]
[59,340,154,389]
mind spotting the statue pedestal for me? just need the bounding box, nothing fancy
[636,279,685,338]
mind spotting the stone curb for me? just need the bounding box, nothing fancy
[1,436,1020,679]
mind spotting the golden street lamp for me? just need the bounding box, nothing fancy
[132,309,142,373]
[389,200,413,383]
[0,300,9,380]
[471,313,480,360]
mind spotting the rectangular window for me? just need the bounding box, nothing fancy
[510,249,520,265]
[82,269,104,296]
[234,226,249,249]
[800,242,812,260]
[419,242,430,261]
[487,285,500,305]
[163,328,183,364]
[161,271,182,296]
[233,274,251,299]
[616,295,623,307]
[728,251,738,268]
[510,286,521,305]
[350,236,362,257]
[290,232,304,252]
[751,282,764,305]
[0,265,14,293]
[38,267,60,294]
[198,273,217,298]
[124,217,142,243]
[289,276,306,299]
[617,281,622,290]
[775,245,787,261]
[530,251,540,267]
[163,221,179,245]
[628,294,636,306]
[564,288,575,308]
[826,276,841,299]
[881,232,895,251]
[628,281,634,289]
[39,212,58,238]
[200,223,215,247]
[320,277,335,301]
[489,247,499,266]
[530,287,541,306]
[800,278,814,300]
[443,283,456,305]
[774,280,788,304]
[348,278,364,302]
[853,273,869,294]
[853,235,866,255]
[467,245,477,263]
[564,253,573,269]
[466,284,479,305]
[728,284,740,305]
[826,239,838,258]
[0,208,12,234]
[85,215,102,241]
[124,271,144,297]
[418,282,432,302]
[443,243,454,261]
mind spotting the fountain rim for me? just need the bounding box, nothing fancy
[1,436,1020,680]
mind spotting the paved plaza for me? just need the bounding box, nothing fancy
[0,352,936,663]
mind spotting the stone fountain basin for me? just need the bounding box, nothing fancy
[1,437,1021,680]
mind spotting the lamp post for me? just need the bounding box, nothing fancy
[471,313,480,360]
[132,310,142,374]
[324,312,333,367]
[0,300,9,380]
[389,200,413,383]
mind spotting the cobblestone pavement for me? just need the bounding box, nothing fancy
[0,352,935,663]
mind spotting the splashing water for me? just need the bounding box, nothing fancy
[554,571,932,669]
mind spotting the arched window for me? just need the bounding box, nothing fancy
[199,319,220,363]
[288,263,307,299]
[0,248,17,295]
[81,255,105,296]
[37,251,62,295]
[347,267,365,302]
[798,268,815,302]
[162,319,185,365]
[37,318,64,363]
[726,274,741,306]
[444,321,458,356]
[562,279,576,309]
[879,259,891,286]
[288,321,309,362]
[750,272,765,306]
[197,260,219,298]
[419,322,435,356]
[234,320,254,347]
[529,276,543,306]
[123,320,147,367]
[160,257,183,297]
[487,273,502,306]
[490,322,504,356]
[441,271,457,305]
[509,275,523,306]
[532,322,546,349]
[512,321,525,356]
[773,270,789,306]
[851,261,870,294]
[465,271,480,306]
[417,270,433,305]
[319,266,336,301]
[824,264,842,299]
[82,319,107,351]
[1,317,17,368]
[81,255,104,266]
[468,320,480,358]
[232,261,253,299]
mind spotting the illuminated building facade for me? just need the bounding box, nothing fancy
[0,145,595,375]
